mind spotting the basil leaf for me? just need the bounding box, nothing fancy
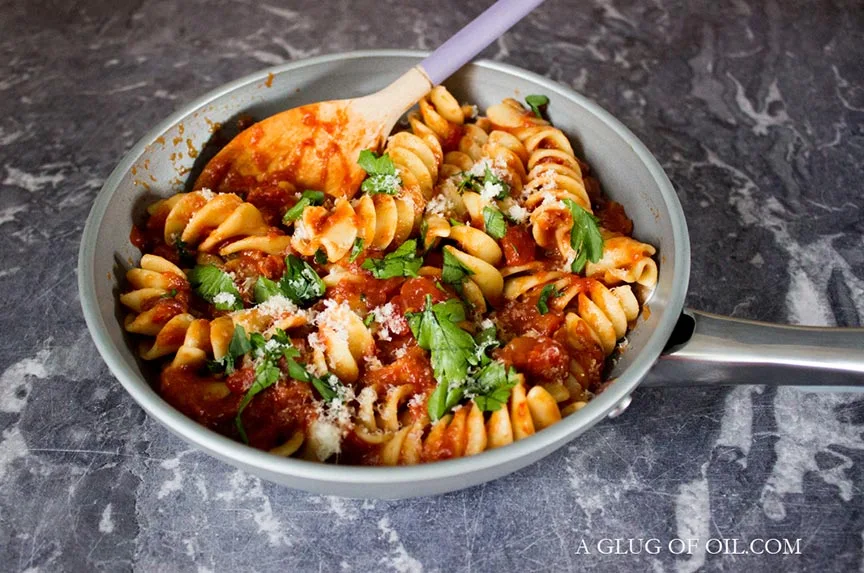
[281,255,326,305]
[283,190,325,224]
[562,199,603,273]
[525,94,550,118]
[482,206,507,239]
[160,288,178,299]
[349,238,364,263]
[187,264,243,310]
[361,239,422,279]
[358,149,401,195]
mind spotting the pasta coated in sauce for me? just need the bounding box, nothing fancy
[122,88,658,465]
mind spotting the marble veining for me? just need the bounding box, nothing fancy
[1,0,863,571]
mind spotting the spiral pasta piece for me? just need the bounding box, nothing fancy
[310,300,375,383]
[379,380,562,465]
[120,255,192,359]
[160,189,290,256]
[585,235,658,289]
[291,193,419,262]
[502,263,639,355]
[120,255,237,362]
[353,385,418,446]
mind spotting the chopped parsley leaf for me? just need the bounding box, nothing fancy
[471,360,520,412]
[349,238,364,263]
[187,264,243,310]
[536,284,562,315]
[458,166,510,199]
[361,239,422,279]
[482,206,507,239]
[525,94,550,118]
[281,255,326,304]
[160,288,178,299]
[253,256,325,306]
[314,248,328,265]
[358,149,402,195]
[407,296,477,421]
[174,239,194,265]
[441,249,473,288]
[283,190,325,224]
[234,329,301,443]
[562,199,603,273]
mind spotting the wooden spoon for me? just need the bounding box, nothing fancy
[194,0,547,199]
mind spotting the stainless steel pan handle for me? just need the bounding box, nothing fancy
[642,310,864,387]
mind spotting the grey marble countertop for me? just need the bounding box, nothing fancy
[2,0,863,571]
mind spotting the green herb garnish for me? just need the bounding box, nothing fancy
[358,149,402,195]
[407,296,477,421]
[562,199,603,273]
[441,249,473,289]
[482,206,507,240]
[471,360,520,412]
[349,238,364,263]
[361,239,422,279]
[457,165,510,199]
[234,329,300,443]
[253,255,326,306]
[175,239,194,265]
[536,284,562,315]
[283,190,325,224]
[187,264,243,310]
[160,288,178,299]
[207,324,253,374]
[253,276,281,303]
[283,255,326,304]
[314,248,328,265]
[525,94,550,118]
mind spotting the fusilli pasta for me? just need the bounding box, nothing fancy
[120,87,658,465]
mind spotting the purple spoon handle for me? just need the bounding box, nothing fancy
[418,0,547,86]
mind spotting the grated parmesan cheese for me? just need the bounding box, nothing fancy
[315,299,355,341]
[563,249,577,272]
[197,188,215,201]
[480,180,505,202]
[255,295,300,318]
[364,355,383,371]
[479,318,495,331]
[369,303,405,341]
[308,419,342,461]
[293,218,311,239]
[506,203,529,223]
[466,158,493,178]
[213,292,237,307]
[307,332,326,354]
[425,194,453,216]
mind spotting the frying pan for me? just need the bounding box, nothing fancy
[78,51,864,498]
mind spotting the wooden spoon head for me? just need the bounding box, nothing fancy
[194,100,386,198]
